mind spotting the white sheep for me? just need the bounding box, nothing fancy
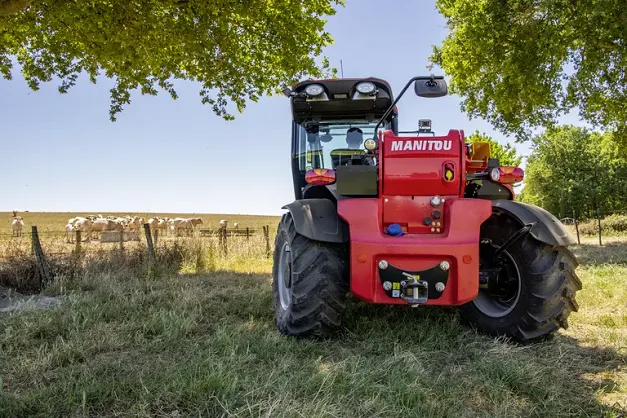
[170,218,194,237]
[11,216,24,237]
[65,222,75,243]
[147,217,160,232]
[72,218,93,242]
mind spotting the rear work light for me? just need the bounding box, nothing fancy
[356,82,376,94]
[364,138,377,150]
[305,168,336,185]
[305,84,324,97]
[491,166,524,184]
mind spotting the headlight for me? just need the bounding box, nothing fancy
[364,139,377,151]
[490,167,501,182]
[356,82,376,94]
[305,84,324,96]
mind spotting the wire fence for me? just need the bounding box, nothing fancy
[558,209,627,246]
[0,223,276,293]
[0,224,273,262]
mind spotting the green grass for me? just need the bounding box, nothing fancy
[0,236,625,417]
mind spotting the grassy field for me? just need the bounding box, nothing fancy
[0,211,282,269]
[0,226,625,416]
[0,212,281,236]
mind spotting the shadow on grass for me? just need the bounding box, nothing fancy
[1,241,625,417]
[571,240,627,266]
[334,299,627,416]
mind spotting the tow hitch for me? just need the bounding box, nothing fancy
[400,273,429,304]
[378,260,450,305]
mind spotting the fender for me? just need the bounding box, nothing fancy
[492,200,576,247]
[282,199,348,243]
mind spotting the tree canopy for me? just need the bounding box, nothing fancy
[519,125,627,218]
[0,0,343,120]
[465,130,522,167]
[430,0,627,144]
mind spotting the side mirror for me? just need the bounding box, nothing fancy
[414,76,447,98]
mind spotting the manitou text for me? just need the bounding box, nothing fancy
[390,140,453,152]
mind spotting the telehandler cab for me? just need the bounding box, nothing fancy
[273,75,581,343]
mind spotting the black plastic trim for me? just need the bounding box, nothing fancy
[281,199,348,243]
[378,261,449,301]
[492,200,576,247]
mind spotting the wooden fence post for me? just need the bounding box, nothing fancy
[31,226,37,257]
[573,210,580,245]
[154,229,159,246]
[144,223,156,261]
[246,227,250,240]
[596,208,603,246]
[31,226,52,286]
[219,226,228,256]
[263,225,270,258]
[75,230,82,254]
[119,230,124,252]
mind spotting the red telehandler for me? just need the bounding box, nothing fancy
[273,76,581,343]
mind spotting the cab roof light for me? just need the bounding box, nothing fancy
[305,84,325,97]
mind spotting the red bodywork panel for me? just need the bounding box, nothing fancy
[382,130,463,197]
[337,129,493,306]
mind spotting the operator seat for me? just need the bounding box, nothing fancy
[330,127,370,168]
[331,127,363,167]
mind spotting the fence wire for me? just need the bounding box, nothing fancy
[0,225,273,262]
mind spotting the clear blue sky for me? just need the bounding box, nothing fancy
[0,0,582,215]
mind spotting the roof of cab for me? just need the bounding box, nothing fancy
[292,77,393,98]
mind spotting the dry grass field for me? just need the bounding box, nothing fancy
[1,212,280,236]
[0,214,625,417]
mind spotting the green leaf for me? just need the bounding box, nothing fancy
[0,0,345,121]
[519,125,627,217]
[431,0,627,147]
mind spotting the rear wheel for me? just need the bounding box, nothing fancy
[272,212,348,337]
[460,212,582,343]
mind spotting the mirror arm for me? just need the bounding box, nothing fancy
[372,76,423,141]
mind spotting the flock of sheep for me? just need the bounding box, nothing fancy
[8,215,238,242]
[64,215,209,242]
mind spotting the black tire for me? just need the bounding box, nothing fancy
[460,211,582,343]
[272,212,348,338]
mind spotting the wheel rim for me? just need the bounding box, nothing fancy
[473,250,522,318]
[277,242,292,310]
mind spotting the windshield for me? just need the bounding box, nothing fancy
[295,121,378,170]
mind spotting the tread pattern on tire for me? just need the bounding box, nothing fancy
[272,213,348,338]
[461,211,582,343]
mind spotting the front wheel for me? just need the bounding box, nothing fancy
[460,212,582,343]
[272,212,348,338]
